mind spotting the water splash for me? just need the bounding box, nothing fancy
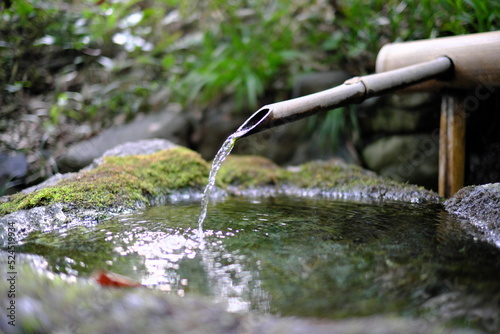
[197,129,248,244]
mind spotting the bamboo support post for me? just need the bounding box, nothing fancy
[439,93,466,197]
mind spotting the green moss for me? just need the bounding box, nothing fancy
[0,151,436,217]
[215,156,437,202]
[284,160,399,188]
[0,147,209,215]
[217,157,399,190]
[217,155,283,187]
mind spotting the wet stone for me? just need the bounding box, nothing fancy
[444,183,500,247]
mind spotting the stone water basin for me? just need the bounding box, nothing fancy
[17,195,500,332]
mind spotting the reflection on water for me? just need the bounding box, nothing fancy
[18,196,500,330]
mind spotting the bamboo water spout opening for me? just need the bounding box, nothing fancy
[237,107,272,135]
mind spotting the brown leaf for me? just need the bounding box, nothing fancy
[92,270,142,288]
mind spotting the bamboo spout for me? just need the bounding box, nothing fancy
[239,56,453,137]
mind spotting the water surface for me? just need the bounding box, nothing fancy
[19,196,500,330]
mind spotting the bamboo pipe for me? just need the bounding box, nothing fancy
[239,56,453,136]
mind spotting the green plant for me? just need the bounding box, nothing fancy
[167,0,316,111]
[306,105,359,154]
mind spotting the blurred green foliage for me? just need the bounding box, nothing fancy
[1,0,499,149]
[324,0,500,72]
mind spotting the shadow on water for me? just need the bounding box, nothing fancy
[17,196,500,332]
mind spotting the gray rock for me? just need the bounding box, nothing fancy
[0,153,27,179]
[21,172,77,195]
[0,202,136,249]
[0,203,69,248]
[357,92,440,136]
[57,108,188,172]
[229,184,440,204]
[444,183,500,247]
[361,134,439,190]
[358,105,439,134]
[0,153,28,194]
[357,92,442,191]
[85,138,178,170]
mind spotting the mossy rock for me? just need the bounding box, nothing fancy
[1,150,440,218]
[218,156,406,189]
[0,147,210,216]
[217,157,439,203]
[217,155,283,187]
[285,160,386,188]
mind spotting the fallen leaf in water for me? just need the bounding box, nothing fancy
[92,270,142,288]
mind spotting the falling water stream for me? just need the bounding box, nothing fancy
[197,128,253,243]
